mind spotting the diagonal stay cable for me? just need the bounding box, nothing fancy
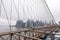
[24,0,31,19]
[1,0,11,30]
[25,0,36,21]
[12,0,20,19]
[19,0,28,20]
[29,0,40,21]
[44,0,56,23]
[30,0,39,21]
[27,0,33,20]
[29,0,36,20]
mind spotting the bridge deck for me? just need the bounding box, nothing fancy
[0,25,60,40]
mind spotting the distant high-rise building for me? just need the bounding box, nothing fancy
[25,20,34,27]
[15,20,25,27]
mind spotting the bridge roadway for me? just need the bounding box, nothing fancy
[0,25,60,40]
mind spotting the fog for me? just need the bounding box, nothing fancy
[0,0,58,25]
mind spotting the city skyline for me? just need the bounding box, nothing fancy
[0,0,60,25]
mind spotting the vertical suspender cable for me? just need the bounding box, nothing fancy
[1,0,11,30]
[44,0,56,23]
[17,0,20,19]
[10,0,12,24]
[9,0,12,31]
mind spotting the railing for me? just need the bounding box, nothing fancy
[0,25,60,40]
[0,28,41,40]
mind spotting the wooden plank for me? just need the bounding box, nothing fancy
[15,33,41,40]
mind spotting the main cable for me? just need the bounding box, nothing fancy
[44,0,56,23]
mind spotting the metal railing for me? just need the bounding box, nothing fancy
[0,25,60,40]
[0,28,41,40]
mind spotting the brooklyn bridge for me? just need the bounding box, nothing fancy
[0,0,60,40]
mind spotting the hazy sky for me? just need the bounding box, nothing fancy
[0,0,53,21]
[0,0,60,25]
[46,0,60,22]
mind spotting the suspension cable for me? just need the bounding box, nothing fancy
[12,0,20,19]
[18,0,19,19]
[0,0,1,16]
[29,0,40,21]
[29,0,36,20]
[1,0,11,30]
[30,0,37,19]
[25,4,30,20]
[27,0,33,20]
[44,0,57,31]
[44,0,56,23]
[19,0,28,20]
[10,0,12,28]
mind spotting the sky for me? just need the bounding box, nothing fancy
[0,0,60,25]
[46,0,60,23]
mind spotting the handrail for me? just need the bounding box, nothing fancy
[0,25,60,40]
[15,33,41,40]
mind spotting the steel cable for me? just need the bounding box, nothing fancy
[1,0,11,30]
[44,0,56,23]
[19,0,28,20]
[0,0,1,16]
[12,0,20,19]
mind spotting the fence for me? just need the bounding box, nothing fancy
[0,25,60,40]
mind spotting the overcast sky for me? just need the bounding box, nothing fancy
[46,0,60,22]
[0,0,60,25]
